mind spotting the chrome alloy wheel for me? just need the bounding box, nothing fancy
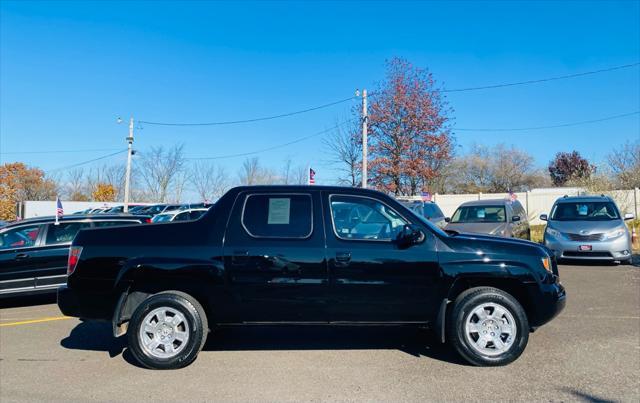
[139,307,190,359]
[464,302,517,356]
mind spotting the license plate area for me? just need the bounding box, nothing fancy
[579,245,592,251]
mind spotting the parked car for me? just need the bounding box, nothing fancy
[137,204,183,216]
[401,201,446,228]
[541,195,634,264]
[445,199,530,240]
[152,208,209,223]
[58,185,564,369]
[104,205,146,214]
[0,214,150,298]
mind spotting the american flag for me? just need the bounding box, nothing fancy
[508,190,517,202]
[56,197,64,217]
[421,191,432,202]
[308,168,316,185]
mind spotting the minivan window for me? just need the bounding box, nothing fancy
[242,194,312,238]
[0,225,41,250]
[330,196,407,241]
[550,201,620,221]
[423,203,444,218]
[45,222,91,245]
[451,206,506,223]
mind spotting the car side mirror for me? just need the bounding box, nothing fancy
[624,213,635,220]
[512,215,521,222]
[396,224,425,247]
[539,214,548,221]
[444,217,451,223]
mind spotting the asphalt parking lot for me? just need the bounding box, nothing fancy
[1,263,639,402]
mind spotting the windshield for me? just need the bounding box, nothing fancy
[152,214,173,223]
[451,206,506,223]
[550,201,620,221]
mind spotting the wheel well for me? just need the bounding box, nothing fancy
[116,279,212,328]
[446,278,534,323]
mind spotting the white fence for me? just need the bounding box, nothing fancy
[401,188,640,225]
[19,201,134,219]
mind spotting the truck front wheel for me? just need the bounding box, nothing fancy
[128,290,208,369]
[448,287,529,366]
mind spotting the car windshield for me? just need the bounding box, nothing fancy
[550,201,620,221]
[451,206,506,223]
[152,214,173,223]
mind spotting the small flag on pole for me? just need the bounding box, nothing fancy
[308,168,316,185]
[507,190,517,203]
[421,191,432,202]
[55,197,63,225]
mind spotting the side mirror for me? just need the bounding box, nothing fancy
[624,213,635,220]
[512,215,521,222]
[397,224,425,247]
[539,214,548,221]
[444,217,451,223]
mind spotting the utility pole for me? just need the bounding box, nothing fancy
[361,89,368,188]
[123,117,134,212]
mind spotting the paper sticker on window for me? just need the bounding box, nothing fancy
[477,209,486,218]
[577,204,588,216]
[268,198,291,224]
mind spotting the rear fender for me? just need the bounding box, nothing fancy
[111,257,224,336]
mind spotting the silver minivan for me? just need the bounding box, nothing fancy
[445,199,530,239]
[541,195,634,264]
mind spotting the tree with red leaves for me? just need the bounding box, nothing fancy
[548,151,594,186]
[367,58,453,195]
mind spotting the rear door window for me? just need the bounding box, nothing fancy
[44,222,91,245]
[0,225,42,250]
[242,194,313,238]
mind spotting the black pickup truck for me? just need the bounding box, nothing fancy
[58,186,565,369]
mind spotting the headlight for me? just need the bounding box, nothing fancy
[545,227,561,238]
[541,257,552,272]
[603,228,626,240]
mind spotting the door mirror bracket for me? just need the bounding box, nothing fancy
[396,224,425,248]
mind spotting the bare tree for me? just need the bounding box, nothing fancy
[238,157,276,185]
[190,161,229,202]
[608,140,640,189]
[65,168,88,200]
[138,145,186,202]
[323,119,361,187]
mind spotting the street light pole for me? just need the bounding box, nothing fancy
[123,117,134,212]
[361,89,368,188]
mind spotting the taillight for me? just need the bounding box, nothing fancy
[145,218,152,223]
[68,246,83,275]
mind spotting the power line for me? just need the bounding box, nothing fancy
[367,62,640,98]
[0,148,121,155]
[139,96,357,127]
[48,149,127,173]
[186,119,357,160]
[442,62,639,92]
[455,111,640,132]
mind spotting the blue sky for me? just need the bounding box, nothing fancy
[1,0,639,195]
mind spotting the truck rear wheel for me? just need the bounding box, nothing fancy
[128,291,208,369]
[448,287,529,366]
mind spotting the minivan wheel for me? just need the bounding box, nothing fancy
[128,291,208,370]
[448,287,529,366]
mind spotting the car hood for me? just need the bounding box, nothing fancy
[548,220,624,234]
[445,222,506,235]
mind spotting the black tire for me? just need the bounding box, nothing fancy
[128,290,208,370]
[447,287,529,366]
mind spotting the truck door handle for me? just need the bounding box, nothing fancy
[15,253,29,261]
[335,252,351,267]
